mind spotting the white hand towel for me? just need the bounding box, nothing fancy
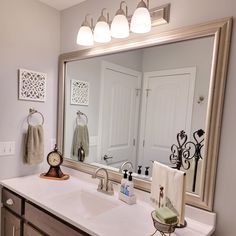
[25,124,44,165]
[151,161,186,226]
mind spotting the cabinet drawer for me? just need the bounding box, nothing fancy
[2,188,23,216]
[24,224,44,236]
[25,202,90,236]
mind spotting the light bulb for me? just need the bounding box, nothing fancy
[94,8,111,43]
[111,2,129,39]
[131,1,151,34]
[76,26,94,46]
[94,21,111,43]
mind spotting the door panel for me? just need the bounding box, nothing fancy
[140,68,196,169]
[100,61,141,166]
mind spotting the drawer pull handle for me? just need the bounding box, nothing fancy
[6,198,14,206]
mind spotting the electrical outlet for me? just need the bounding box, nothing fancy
[0,142,15,156]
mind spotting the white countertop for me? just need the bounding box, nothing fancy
[0,167,216,236]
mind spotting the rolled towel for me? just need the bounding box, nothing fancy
[25,125,44,165]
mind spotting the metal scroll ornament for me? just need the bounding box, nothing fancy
[170,129,205,192]
[191,129,205,192]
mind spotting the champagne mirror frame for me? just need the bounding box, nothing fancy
[58,17,232,211]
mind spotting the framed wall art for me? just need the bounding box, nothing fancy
[70,79,89,106]
[18,69,47,102]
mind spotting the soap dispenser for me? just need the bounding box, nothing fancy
[145,167,150,176]
[120,169,128,194]
[137,165,142,174]
[125,172,134,197]
[119,171,136,205]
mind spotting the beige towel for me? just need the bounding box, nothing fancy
[151,161,186,226]
[25,125,44,165]
[72,124,89,160]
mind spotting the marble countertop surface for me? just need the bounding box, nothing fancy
[0,167,216,236]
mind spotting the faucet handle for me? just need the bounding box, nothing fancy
[107,180,115,195]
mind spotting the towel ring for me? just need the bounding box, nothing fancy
[76,111,88,125]
[27,108,44,125]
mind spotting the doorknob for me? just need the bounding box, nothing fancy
[6,198,14,206]
[103,155,113,161]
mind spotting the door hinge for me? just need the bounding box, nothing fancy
[143,139,145,147]
[133,139,136,146]
[136,88,141,96]
[146,89,151,97]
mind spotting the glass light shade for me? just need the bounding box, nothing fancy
[130,7,151,33]
[76,26,94,46]
[111,14,129,39]
[94,21,111,43]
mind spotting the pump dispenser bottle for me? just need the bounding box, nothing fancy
[137,165,142,174]
[119,171,136,205]
[120,169,128,194]
[125,172,134,196]
[145,167,150,176]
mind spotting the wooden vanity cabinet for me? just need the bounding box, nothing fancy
[1,188,90,236]
[1,188,23,236]
[24,202,89,236]
[1,207,22,236]
[23,224,44,236]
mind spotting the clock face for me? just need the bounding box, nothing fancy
[48,152,62,167]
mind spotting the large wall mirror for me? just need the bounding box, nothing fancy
[58,18,232,211]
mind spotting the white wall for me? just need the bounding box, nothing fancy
[61,0,236,235]
[0,0,60,178]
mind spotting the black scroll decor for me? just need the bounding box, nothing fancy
[170,129,205,192]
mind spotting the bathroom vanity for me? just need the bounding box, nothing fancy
[1,168,216,236]
[1,187,88,236]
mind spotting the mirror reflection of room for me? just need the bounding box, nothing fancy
[64,36,214,195]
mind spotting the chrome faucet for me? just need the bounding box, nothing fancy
[119,161,133,173]
[92,168,114,195]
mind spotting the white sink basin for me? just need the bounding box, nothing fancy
[47,188,120,219]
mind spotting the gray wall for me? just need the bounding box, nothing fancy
[0,0,60,178]
[61,0,236,235]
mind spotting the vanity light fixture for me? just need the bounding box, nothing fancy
[94,8,111,43]
[76,14,94,46]
[111,1,129,39]
[131,0,151,34]
[76,3,170,47]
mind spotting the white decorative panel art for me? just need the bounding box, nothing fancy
[71,79,89,106]
[18,69,47,102]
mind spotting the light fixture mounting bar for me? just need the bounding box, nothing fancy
[127,3,170,27]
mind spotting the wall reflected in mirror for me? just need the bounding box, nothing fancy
[63,36,214,195]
